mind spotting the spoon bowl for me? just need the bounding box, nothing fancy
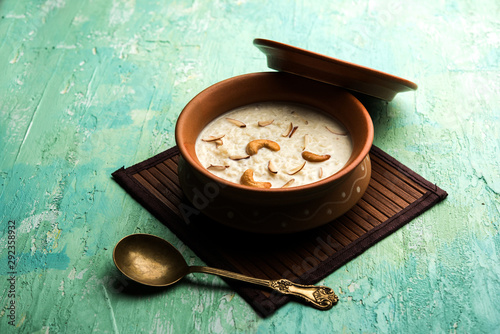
[113,233,339,310]
[113,233,189,287]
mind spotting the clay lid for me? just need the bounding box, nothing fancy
[254,38,417,101]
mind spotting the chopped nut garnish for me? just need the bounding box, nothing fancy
[303,134,310,151]
[325,126,347,136]
[287,161,306,175]
[268,161,278,174]
[282,122,293,137]
[289,126,298,138]
[202,134,225,142]
[207,164,229,171]
[215,139,223,148]
[319,167,323,178]
[226,118,246,128]
[282,179,295,188]
[229,154,250,161]
[258,120,274,127]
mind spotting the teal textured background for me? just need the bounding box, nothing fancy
[0,0,499,332]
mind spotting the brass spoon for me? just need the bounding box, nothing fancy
[113,234,338,310]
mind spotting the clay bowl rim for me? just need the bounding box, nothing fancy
[175,72,374,194]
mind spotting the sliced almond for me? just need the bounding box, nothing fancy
[289,126,298,138]
[302,151,331,162]
[319,167,323,178]
[229,154,250,161]
[258,119,274,127]
[281,179,295,188]
[226,118,246,128]
[268,161,278,174]
[202,134,225,142]
[207,164,229,171]
[281,122,293,137]
[287,161,306,175]
[215,139,223,148]
[325,126,348,136]
[302,134,310,151]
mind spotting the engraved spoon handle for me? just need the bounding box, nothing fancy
[189,266,338,310]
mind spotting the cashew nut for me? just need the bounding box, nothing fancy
[240,169,272,189]
[302,151,331,162]
[245,139,280,156]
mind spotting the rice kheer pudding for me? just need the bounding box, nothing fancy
[195,102,353,188]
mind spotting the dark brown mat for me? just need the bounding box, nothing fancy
[112,145,447,317]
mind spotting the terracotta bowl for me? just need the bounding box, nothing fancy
[175,72,374,233]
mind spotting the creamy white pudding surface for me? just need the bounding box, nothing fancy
[195,102,353,188]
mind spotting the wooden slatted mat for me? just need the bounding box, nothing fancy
[112,145,447,317]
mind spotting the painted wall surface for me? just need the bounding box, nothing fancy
[0,0,499,332]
